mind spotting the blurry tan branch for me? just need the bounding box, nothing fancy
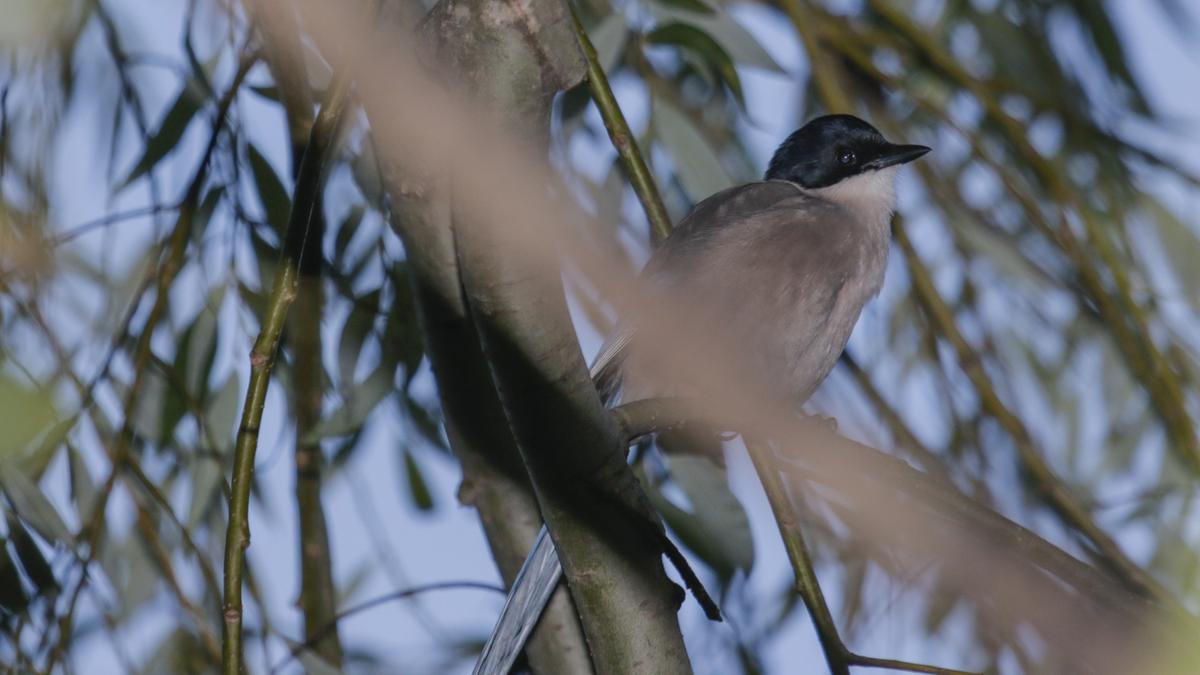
[569,4,673,243]
[221,63,354,675]
[612,396,1147,621]
[261,0,1189,669]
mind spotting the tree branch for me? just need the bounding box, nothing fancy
[568,3,673,243]
[221,64,353,675]
[425,0,693,669]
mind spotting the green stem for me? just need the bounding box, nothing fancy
[569,5,674,242]
[221,70,353,675]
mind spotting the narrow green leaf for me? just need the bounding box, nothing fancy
[332,204,366,267]
[652,95,733,203]
[644,455,753,581]
[589,13,630,75]
[303,365,394,442]
[67,444,97,522]
[118,86,203,190]
[0,462,74,545]
[206,376,242,454]
[182,287,224,399]
[0,374,58,462]
[385,269,425,385]
[406,399,445,450]
[6,514,57,595]
[647,22,744,106]
[247,143,292,234]
[187,457,223,527]
[651,0,715,15]
[0,542,30,614]
[403,450,434,511]
[650,6,784,73]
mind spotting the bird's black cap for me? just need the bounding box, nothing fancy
[765,114,931,188]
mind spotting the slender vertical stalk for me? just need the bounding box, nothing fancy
[221,70,353,675]
[568,4,674,242]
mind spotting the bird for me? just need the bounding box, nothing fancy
[473,114,931,675]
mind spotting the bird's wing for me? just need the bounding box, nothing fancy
[590,181,824,402]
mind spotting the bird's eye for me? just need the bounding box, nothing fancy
[838,150,856,165]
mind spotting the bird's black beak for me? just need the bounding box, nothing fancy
[865,143,931,170]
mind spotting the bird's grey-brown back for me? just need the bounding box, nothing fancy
[592,114,929,408]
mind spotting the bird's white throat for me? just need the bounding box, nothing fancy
[807,166,899,235]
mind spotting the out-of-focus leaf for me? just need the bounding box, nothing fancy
[105,535,159,621]
[653,95,732,203]
[130,368,166,443]
[839,558,867,631]
[338,289,381,385]
[249,84,281,103]
[187,456,223,528]
[332,204,366,268]
[337,561,374,608]
[589,13,629,75]
[138,629,209,675]
[650,5,783,73]
[206,375,241,453]
[0,374,58,461]
[190,185,225,245]
[6,514,56,596]
[350,139,384,208]
[303,365,394,442]
[118,85,203,189]
[68,445,98,522]
[648,22,744,106]
[407,398,445,451]
[182,286,224,398]
[403,449,434,511]
[0,542,29,614]
[645,455,753,581]
[924,579,959,634]
[1144,197,1200,303]
[1068,0,1149,114]
[651,0,714,16]
[247,143,292,234]
[385,268,424,385]
[0,462,73,545]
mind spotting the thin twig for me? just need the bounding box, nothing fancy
[568,4,673,242]
[50,204,180,247]
[268,581,505,673]
[220,67,354,675]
